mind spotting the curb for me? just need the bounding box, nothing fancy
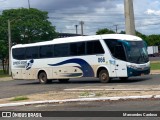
[64,88,160,91]
[150,73,160,75]
[0,95,157,108]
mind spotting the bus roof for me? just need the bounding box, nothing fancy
[12,34,142,48]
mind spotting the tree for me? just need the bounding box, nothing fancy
[0,40,8,73]
[136,31,147,40]
[147,35,160,46]
[119,31,126,34]
[96,28,115,35]
[0,8,57,73]
[0,8,57,44]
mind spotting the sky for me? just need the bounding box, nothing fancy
[0,0,160,35]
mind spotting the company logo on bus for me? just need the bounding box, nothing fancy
[26,59,34,70]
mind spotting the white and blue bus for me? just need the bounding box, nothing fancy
[11,34,150,84]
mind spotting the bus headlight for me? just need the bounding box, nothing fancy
[127,65,138,69]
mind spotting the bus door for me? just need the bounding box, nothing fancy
[109,59,117,77]
[109,59,127,77]
[114,45,127,77]
[115,60,127,77]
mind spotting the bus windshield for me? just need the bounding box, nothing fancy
[124,41,149,64]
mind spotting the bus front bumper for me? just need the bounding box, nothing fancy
[127,67,150,77]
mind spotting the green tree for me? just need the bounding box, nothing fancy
[147,35,160,46]
[0,8,57,44]
[96,28,115,35]
[0,8,57,73]
[136,31,147,40]
[0,40,8,73]
[119,31,126,34]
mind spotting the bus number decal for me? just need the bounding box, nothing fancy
[98,57,105,63]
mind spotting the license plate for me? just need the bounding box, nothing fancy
[141,73,145,76]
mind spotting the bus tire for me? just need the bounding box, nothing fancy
[99,70,110,83]
[58,79,69,83]
[38,72,50,84]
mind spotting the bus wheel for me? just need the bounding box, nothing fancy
[58,79,69,83]
[99,70,110,83]
[120,77,128,81]
[38,72,49,84]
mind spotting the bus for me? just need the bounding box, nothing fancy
[11,34,150,84]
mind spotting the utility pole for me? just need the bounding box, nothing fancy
[8,20,11,75]
[124,0,135,35]
[28,0,31,9]
[8,18,19,75]
[75,25,78,34]
[80,21,84,36]
[114,24,118,33]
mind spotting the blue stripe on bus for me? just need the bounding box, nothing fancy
[48,58,94,77]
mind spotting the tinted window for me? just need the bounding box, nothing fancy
[86,41,104,55]
[114,44,126,61]
[70,43,77,56]
[25,47,39,59]
[70,42,85,56]
[40,45,53,58]
[54,44,69,57]
[105,39,126,61]
[105,39,117,55]
[12,48,26,60]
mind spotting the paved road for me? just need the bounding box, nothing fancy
[2,99,160,111]
[0,75,159,99]
[149,57,160,61]
[1,99,160,120]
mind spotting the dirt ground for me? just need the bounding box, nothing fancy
[0,90,160,104]
[0,69,159,104]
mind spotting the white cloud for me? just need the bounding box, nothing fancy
[1,0,160,35]
[145,9,160,16]
[95,8,106,14]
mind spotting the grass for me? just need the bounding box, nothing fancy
[150,62,160,70]
[79,92,96,97]
[0,69,10,77]
[10,96,29,101]
[79,92,90,97]
[95,92,103,97]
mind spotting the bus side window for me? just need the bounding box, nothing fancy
[54,44,69,57]
[86,41,104,55]
[104,39,126,61]
[40,45,53,58]
[70,42,85,56]
[70,43,77,56]
[115,44,126,61]
[25,47,39,59]
[12,48,26,60]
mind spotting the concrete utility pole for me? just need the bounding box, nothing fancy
[8,18,19,75]
[8,20,11,75]
[124,0,135,35]
[28,0,31,9]
[75,25,78,34]
[80,21,84,36]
